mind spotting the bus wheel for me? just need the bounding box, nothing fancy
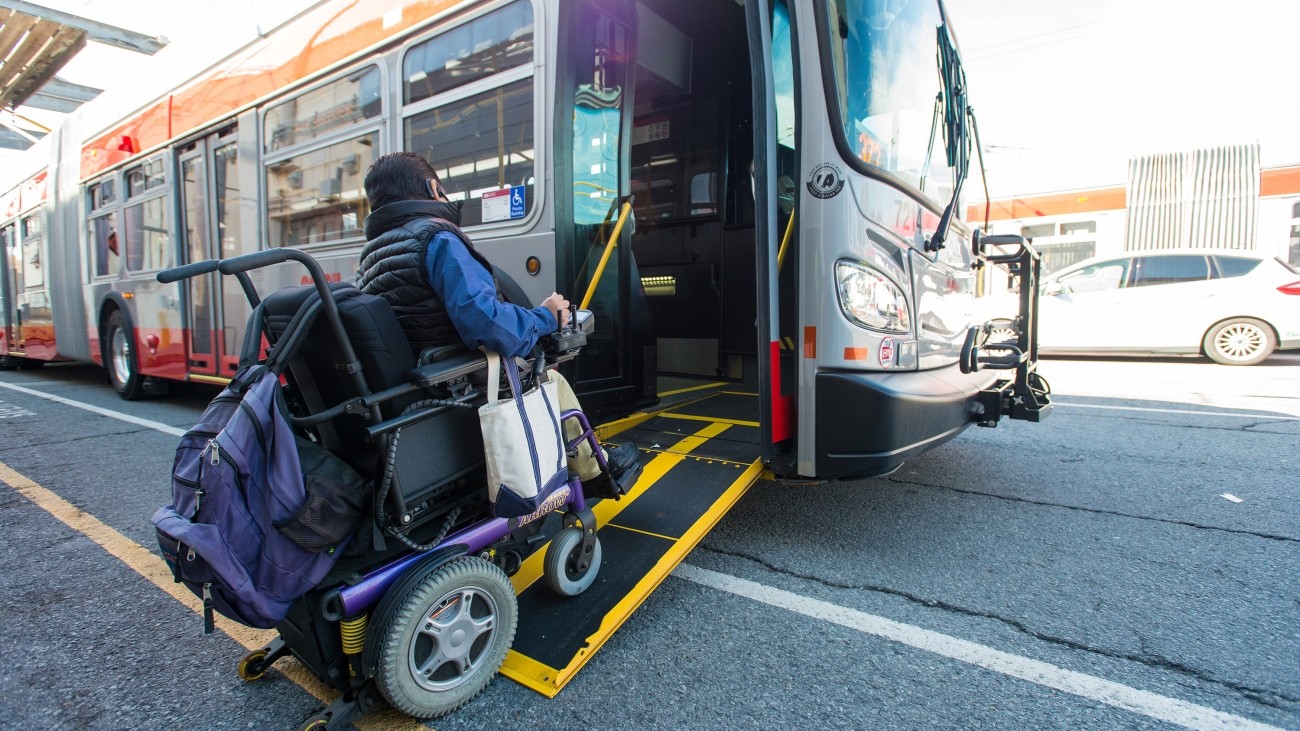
[105,310,145,400]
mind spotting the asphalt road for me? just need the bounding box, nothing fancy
[0,353,1296,730]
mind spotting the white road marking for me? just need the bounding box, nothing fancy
[1054,402,1299,421]
[0,399,36,419]
[0,380,185,436]
[674,564,1282,731]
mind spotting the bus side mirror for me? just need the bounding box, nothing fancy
[1043,282,1064,297]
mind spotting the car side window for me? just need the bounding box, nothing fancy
[1211,256,1261,278]
[1056,259,1128,293]
[1129,255,1209,287]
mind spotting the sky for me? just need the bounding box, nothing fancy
[4,0,1299,198]
[943,0,1300,196]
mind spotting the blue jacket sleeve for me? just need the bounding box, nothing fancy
[425,231,558,358]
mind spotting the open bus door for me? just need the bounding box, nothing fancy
[500,0,785,697]
[558,0,657,419]
[0,222,17,355]
[751,0,800,473]
[176,125,245,383]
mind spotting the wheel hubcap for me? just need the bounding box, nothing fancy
[1215,324,1263,361]
[110,327,131,385]
[408,587,497,692]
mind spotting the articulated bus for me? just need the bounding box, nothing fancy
[0,0,1048,482]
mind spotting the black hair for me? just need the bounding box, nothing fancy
[363,151,440,210]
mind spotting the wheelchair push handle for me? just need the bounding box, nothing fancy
[158,258,262,307]
[156,259,219,283]
[217,249,292,275]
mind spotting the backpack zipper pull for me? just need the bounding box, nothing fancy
[207,440,220,466]
[202,582,215,634]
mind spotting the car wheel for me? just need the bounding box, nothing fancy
[1202,317,1276,366]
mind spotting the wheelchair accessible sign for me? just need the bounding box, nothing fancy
[482,186,527,222]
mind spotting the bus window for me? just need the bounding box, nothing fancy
[126,158,166,196]
[265,132,377,247]
[264,66,382,153]
[124,159,170,272]
[215,144,241,259]
[90,213,119,279]
[20,213,43,289]
[88,175,120,279]
[406,79,535,227]
[403,1,536,228]
[403,1,533,104]
[89,179,116,210]
[123,197,170,272]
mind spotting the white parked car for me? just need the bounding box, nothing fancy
[980,250,1300,366]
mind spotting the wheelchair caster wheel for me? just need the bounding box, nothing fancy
[544,526,602,597]
[237,648,270,681]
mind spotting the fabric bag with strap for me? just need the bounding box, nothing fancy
[478,350,568,518]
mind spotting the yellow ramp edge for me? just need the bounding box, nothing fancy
[499,443,764,697]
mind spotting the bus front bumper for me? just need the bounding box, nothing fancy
[814,363,1001,480]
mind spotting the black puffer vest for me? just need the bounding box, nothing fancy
[357,200,498,355]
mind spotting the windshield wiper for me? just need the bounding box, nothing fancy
[926,21,970,253]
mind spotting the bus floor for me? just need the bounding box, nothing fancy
[500,377,762,696]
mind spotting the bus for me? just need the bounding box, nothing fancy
[0,0,1048,482]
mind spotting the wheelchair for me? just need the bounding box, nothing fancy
[159,248,634,729]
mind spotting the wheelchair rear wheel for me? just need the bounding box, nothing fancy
[372,556,517,718]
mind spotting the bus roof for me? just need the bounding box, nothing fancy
[80,0,464,180]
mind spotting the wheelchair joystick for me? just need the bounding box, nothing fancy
[547,305,590,353]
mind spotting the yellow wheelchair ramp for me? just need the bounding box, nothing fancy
[501,391,763,697]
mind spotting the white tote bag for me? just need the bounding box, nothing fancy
[478,350,568,518]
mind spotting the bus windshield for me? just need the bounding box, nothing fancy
[820,0,954,207]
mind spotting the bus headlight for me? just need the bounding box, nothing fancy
[835,261,910,334]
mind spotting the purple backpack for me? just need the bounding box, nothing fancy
[152,300,368,631]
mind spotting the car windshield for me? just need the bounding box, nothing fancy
[819,0,954,206]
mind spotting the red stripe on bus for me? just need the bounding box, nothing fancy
[769,341,792,444]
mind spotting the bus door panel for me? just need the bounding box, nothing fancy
[561,0,654,416]
[178,130,242,379]
[746,0,790,463]
[0,223,15,352]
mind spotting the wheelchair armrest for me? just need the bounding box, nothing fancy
[408,349,488,388]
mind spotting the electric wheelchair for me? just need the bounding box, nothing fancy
[158,248,636,729]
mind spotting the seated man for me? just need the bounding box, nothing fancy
[357,151,639,489]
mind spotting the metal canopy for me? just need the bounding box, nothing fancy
[0,0,165,149]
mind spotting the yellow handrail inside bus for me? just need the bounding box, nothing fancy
[777,208,795,273]
[580,200,633,310]
[573,195,622,289]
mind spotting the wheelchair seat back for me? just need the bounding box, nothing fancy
[261,283,486,534]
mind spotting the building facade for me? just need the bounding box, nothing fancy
[969,146,1300,280]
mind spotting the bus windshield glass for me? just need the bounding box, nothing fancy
[820,0,954,207]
